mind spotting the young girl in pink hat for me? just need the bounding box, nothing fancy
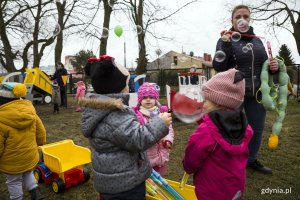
[132,82,174,176]
[183,69,253,200]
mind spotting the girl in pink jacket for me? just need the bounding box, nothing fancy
[75,80,86,112]
[183,69,253,200]
[133,82,174,176]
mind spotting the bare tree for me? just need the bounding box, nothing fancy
[123,0,199,74]
[0,0,39,72]
[54,0,100,66]
[250,0,300,56]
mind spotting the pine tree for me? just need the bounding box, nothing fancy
[278,44,295,66]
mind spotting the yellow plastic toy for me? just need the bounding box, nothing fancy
[23,68,53,103]
[1,68,53,103]
[0,75,4,83]
[34,140,91,193]
[146,179,196,200]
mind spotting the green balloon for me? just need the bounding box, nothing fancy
[114,25,123,37]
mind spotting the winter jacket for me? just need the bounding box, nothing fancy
[183,109,253,200]
[0,99,46,174]
[212,27,268,97]
[132,105,174,168]
[76,82,86,99]
[52,88,60,104]
[79,93,169,194]
[51,67,68,88]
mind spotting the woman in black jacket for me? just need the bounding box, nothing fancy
[212,5,278,174]
[51,62,68,107]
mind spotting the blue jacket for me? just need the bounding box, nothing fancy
[212,27,268,97]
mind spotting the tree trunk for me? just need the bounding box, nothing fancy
[55,2,65,66]
[135,0,146,75]
[99,0,112,56]
[136,33,146,75]
[33,0,42,68]
[0,8,16,72]
[294,15,300,58]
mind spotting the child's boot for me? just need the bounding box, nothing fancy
[29,187,44,200]
[75,105,81,112]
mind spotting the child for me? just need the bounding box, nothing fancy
[132,82,174,176]
[0,82,46,200]
[75,80,86,112]
[183,69,253,200]
[52,81,60,113]
[79,55,172,200]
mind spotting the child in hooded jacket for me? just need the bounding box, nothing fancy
[132,82,174,176]
[0,82,46,200]
[183,69,253,200]
[52,81,60,113]
[79,56,172,200]
[75,80,86,112]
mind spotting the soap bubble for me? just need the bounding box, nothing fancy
[246,43,253,49]
[242,46,249,53]
[136,25,143,35]
[172,92,204,123]
[108,0,117,8]
[237,19,249,33]
[101,27,109,38]
[231,32,241,42]
[52,23,61,37]
[214,50,226,62]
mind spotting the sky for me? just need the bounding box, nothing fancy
[41,0,300,68]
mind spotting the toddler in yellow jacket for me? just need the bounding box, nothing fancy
[0,82,46,200]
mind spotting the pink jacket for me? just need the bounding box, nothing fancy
[183,110,253,200]
[76,81,86,99]
[132,106,174,168]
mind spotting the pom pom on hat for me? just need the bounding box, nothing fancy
[84,55,130,94]
[202,69,245,109]
[0,82,27,98]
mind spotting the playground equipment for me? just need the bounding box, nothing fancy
[34,140,91,193]
[177,72,207,102]
[128,74,146,107]
[1,68,53,103]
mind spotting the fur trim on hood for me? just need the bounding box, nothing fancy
[79,97,125,111]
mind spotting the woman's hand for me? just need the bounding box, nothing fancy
[220,30,231,42]
[269,59,279,73]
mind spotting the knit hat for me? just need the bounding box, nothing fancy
[201,68,245,109]
[76,81,85,86]
[84,55,130,94]
[0,82,27,98]
[137,82,159,105]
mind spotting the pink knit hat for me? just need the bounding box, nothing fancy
[137,82,159,105]
[201,68,245,109]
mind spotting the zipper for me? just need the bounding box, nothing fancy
[251,46,255,96]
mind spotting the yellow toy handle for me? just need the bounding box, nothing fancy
[179,172,189,189]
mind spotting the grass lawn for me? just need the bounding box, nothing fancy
[0,95,299,200]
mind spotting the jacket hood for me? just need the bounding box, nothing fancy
[205,109,251,154]
[0,100,36,129]
[79,93,129,137]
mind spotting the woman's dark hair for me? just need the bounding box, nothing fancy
[57,62,65,68]
[231,5,251,20]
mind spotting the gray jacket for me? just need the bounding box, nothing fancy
[79,93,169,193]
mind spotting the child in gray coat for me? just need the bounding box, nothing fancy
[79,56,172,200]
